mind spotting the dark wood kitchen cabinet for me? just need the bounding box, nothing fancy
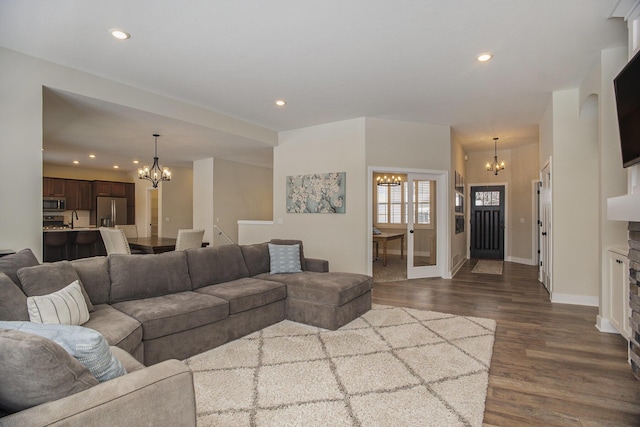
[42,177,66,197]
[93,181,127,198]
[65,180,92,210]
[125,183,135,225]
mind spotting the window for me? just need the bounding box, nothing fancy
[474,191,500,206]
[376,178,433,227]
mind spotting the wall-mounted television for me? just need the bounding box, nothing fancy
[614,49,640,168]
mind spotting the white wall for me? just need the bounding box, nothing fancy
[193,158,215,244]
[274,119,368,273]
[43,164,132,182]
[550,89,600,305]
[450,132,467,272]
[240,117,453,275]
[159,167,193,238]
[0,47,275,259]
[364,118,451,171]
[597,47,633,325]
[213,159,272,245]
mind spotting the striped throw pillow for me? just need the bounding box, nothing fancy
[27,280,90,325]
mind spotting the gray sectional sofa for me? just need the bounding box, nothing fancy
[0,240,372,426]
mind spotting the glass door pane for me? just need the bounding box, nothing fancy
[407,173,439,278]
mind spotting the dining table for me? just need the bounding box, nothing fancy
[372,232,405,267]
[127,237,209,254]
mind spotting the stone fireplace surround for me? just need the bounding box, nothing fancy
[629,222,640,379]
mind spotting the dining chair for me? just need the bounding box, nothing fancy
[115,224,138,239]
[99,227,131,255]
[175,229,205,251]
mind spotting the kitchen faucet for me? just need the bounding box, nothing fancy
[71,210,78,229]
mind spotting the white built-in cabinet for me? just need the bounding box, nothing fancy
[608,247,631,339]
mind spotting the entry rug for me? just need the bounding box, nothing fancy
[185,304,497,427]
[471,260,504,275]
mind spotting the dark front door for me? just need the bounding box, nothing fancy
[470,185,505,260]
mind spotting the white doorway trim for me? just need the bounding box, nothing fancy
[532,179,541,267]
[367,166,450,279]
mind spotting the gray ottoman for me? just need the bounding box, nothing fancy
[264,271,372,330]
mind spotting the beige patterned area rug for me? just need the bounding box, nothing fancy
[185,304,497,427]
[471,260,504,275]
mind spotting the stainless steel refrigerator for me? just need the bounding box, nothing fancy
[97,197,127,227]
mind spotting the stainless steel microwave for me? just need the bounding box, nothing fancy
[43,197,66,212]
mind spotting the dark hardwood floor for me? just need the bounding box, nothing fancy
[372,259,640,426]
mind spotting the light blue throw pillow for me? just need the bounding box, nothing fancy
[0,321,126,382]
[268,243,302,274]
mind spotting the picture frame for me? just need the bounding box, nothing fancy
[286,172,346,213]
[455,193,464,213]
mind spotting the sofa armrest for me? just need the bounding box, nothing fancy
[0,360,196,427]
[305,258,329,272]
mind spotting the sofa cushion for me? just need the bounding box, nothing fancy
[112,291,228,340]
[195,278,286,314]
[0,248,39,289]
[240,242,271,276]
[258,271,373,306]
[17,261,94,312]
[83,304,142,355]
[268,243,303,274]
[110,346,145,373]
[270,239,307,271]
[186,245,249,289]
[0,328,98,414]
[0,321,126,383]
[27,280,90,325]
[0,272,29,321]
[109,252,192,303]
[71,256,111,305]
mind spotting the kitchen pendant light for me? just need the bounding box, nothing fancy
[138,134,171,188]
[485,137,505,176]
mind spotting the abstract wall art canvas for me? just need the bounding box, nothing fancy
[286,172,346,213]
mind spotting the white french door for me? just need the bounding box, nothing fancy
[406,173,441,279]
[539,160,552,294]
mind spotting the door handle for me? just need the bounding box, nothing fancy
[409,230,414,234]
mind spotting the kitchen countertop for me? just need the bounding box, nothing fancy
[42,226,100,232]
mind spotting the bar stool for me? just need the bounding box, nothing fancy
[74,231,98,259]
[44,232,68,262]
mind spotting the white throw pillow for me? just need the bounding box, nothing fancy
[268,243,302,274]
[27,280,90,325]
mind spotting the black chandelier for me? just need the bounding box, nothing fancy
[376,175,401,186]
[486,137,505,176]
[138,134,171,188]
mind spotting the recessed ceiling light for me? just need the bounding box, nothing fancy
[110,29,131,40]
[89,154,96,158]
[113,165,119,169]
[477,53,493,62]
[275,99,286,107]
[73,160,79,164]
[133,160,139,164]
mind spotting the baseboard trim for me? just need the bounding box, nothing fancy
[505,256,536,266]
[450,258,467,277]
[596,316,621,334]
[551,293,599,307]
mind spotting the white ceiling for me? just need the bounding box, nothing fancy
[0,0,628,171]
